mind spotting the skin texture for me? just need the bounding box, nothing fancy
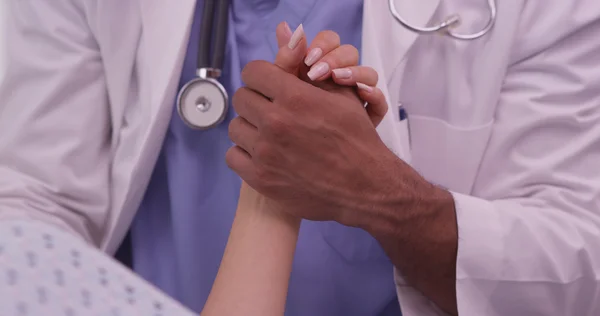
[201,182,301,316]
[227,24,460,315]
[202,23,391,316]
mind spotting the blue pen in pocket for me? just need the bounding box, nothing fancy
[398,103,410,149]
[399,105,408,121]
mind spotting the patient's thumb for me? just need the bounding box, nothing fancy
[274,22,307,75]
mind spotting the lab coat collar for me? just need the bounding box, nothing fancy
[137,0,443,108]
[363,0,440,82]
[103,0,197,254]
[138,0,197,119]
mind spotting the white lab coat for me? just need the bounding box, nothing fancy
[0,0,599,315]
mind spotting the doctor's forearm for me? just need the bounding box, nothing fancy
[201,182,300,316]
[359,179,459,315]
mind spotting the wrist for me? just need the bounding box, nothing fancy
[346,159,459,314]
[352,163,456,241]
[238,182,302,228]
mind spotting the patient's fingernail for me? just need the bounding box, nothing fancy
[357,82,374,93]
[332,68,352,79]
[288,24,304,50]
[307,62,330,81]
[304,48,323,66]
[283,22,293,37]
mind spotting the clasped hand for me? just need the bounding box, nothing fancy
[226,23,409,226]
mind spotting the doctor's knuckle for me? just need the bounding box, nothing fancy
[254,142,273,160]
[224,147,239,169]
[228,118,241,141]
[241,60,270,85]
[283,90,307,108]
[262,114,288,135]
[254,163,274,183]
[263,68,283,87]
[232,88,249,111]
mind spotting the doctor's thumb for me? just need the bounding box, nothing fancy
[274,22,308,75]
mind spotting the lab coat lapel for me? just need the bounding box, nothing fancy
[138,0,196,119]
[102,0,196,254]
[362,0,440,82]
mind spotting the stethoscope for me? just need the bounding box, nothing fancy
[177,0,230,130]
[177,0,498,129]
[388,0,497,40]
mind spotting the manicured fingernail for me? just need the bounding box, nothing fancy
[288,24,304,50]
[332,68,352,79]
[307,62,330,81]
[283,22,293,37]
[304,48,323,66]
[357,82,374,93]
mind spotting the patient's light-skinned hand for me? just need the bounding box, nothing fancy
[237,180,299,225]
[201,180,300,316]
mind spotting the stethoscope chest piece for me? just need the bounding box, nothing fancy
[177,0,230,130]
[177,74,228,130]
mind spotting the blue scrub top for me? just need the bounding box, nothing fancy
[131,1,401,315]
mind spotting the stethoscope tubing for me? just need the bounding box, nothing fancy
[388,0,497,40]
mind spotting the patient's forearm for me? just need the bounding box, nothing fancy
[201,182,301,316]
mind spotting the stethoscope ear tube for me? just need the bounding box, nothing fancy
[197,0,229,70]
[197,0,216,69]
[388,0,497,40]
[212,0,230,70]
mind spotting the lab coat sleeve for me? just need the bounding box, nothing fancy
[0,1,109,245]
[405,5,600,316]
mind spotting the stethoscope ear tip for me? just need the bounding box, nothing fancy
[436,14,461,36]
[444,14,461,29]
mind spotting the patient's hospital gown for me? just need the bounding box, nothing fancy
[0,219,196,316]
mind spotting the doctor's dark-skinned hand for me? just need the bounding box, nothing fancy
[227,24,460,315]
[228,22,392,223]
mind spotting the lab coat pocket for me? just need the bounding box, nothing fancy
[408,115,494,194]
[396,118,411,161]
[320,222,388,263]
[376,109,411,163]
